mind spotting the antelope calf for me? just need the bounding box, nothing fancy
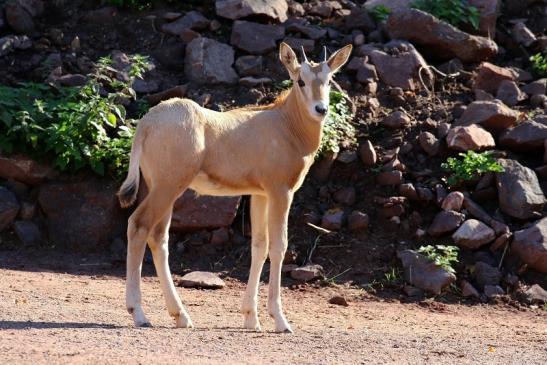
[118,42,352,332]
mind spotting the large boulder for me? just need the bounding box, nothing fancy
[230,20,285,54]
[456,100,519,131]
[0,154,56,186]
[512,217,547,273]
[184,37,238,85]
[452,219,495,249]
[499,120,547,151]
[357,41,432,91]
[385,8,498,63]
[215,0,288,22]
[38,180,126,250]
[397,250,456,294]
[170,190,240,232]
[446,125,495,151]
[0,187,19,232]
[496,159,546,219]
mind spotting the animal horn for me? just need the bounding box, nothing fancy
[323,46,327,62]
[301,46,308,63]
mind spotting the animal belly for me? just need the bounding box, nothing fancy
[189,172,264,196]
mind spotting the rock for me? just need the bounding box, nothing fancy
[282,37,314,52]
[161,11,209,36]
[18,201,35,220]
[428,210,465,236]
[321,209,344,231]
[286,22,327,40]
[499,120,547,151]
[291,264,323,281]
[511,21,536,47]
[530,94,547,108]
[496,80,526,107]
[170,190,240,231]
[378,204,405,218]
[0,34,31,57]
[473,62,516,94]
[336,151,357,164]
[215,0,288,22]
[385,8,497,63]
[312,151,337,182]
[359,140,377,166]
[162,12,182,21]
[307,1,340,17]
[230,20,285,54]
[441,192,465,212]
[38,180,126,250]
[239,76,272,86]
[210,227,230,245]
[496,159,546,220]
[461,280,480,298]
[403,285,424,298]
[522,79,546,96]
[341,6,375,33]
[457,100,519,131]
[235,55,262,76]
[377,170,403,186]
[13,220,42,245]
[512,217,547,273]
[0,187,19,232]
[446,125,495,151]
[382,110,410,129]
[347,211,369,231]
[519,284,547,304]
[132,78,160,94]
[328,295,349,306]
[452,219,495,249]
[397,249,456,295]
[57,74,87,87]
[399,183,419,201]
[0,154,55,186]
[5,3,35,34]
[83,6,117,24]
[468,0,500,36]
[358,41,432,91]
[475,89,494,101]
[416,187,434,203]
[333,187,356,206]
[419,131,439,156]
[474,261,501,289]
[178,271,225,289]
[184,37,238,85]
[356,63,378,83]
[484,284,504,298]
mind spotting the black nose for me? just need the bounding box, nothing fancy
[315,105,328,115]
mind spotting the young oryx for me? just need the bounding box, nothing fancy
[118,42,352,333]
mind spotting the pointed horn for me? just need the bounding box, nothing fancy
[323,46,327,62]
[301,46,308,63]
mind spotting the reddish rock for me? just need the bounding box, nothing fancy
[382,110,411,129]
[0,187,19,232]
[511,21,536,47]
[0,154,56,186]
[328,295,349,306]
[446,125,495,151]
[291,264,323,281]
[333,187,356,206]
[378,204,405,218]
[461,280,480,298]
[347,211,369,231]
[452,219,495,249]
[397,249,456,295]
[178,271,225,289]
[171,190,240,232]
[419,131,440,156]
[321,209,345,231]
[216,0,288,22]
[473,62,516,93]
[359,140,377,166]
[457,100,519,131]
[512,217,547,273]
[428,210,465,236]
[377,170,403,186]
[499,120,547,151]
[399,183,419,201]
[441,191,465,211]
[496,80,527,107]
[38,180,126,250]
[231,20,285,54]
[312,152,337,182]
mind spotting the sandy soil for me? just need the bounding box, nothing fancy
[0,260,546,365]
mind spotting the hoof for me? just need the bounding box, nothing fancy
[243,316,262,332]
[175,315,194,329]
[135,321,152,328]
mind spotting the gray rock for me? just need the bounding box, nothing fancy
[499,120,547,151]
[13,220,42,245]
[428,210,465,236]
[441,192,465,211]
[285,22,326,40]
[178,271,225,289]
[290,264,323,281]
[216,0,288,22]
[184,37,238,85]
[231,20,285,54]
[511,21,536,47]
[397,249,456,295]
[333,187,356,206]
[321,209,345,231]
[484,284,504,298]
[382,110,411,129]
[419,131,439,156]
[452,219,495,250]
[132,78,160,94]
[496,159,546,219]
[161,11,209,36]
[239,76,272,87]
[512,217,547,273]
[474,261,501,290]
[235,55,263,76]
[496,80,527,107]
[457,100,519,131]
[461,280,480,298]
[519,284,547,304]
[0,187,20,232]
[521,79,546,96]
[0,34,31,56]
[282,37,314,52]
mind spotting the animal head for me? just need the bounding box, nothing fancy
[279,42,353,121]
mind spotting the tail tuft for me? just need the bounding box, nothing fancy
[117,180,137,208]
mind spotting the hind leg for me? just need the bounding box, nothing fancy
[149,207,193,328]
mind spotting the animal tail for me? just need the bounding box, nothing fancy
[117,124,145,208]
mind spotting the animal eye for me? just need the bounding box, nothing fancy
[298,79,305,87]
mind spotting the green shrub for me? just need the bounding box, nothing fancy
[370,5,391,23]
[0,55,150,178]
[412,0,480,30]
[530,53,547,78]
[441,150,503,186]
[418,245,459,274]
[318,90,356,158]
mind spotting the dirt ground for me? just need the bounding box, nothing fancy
[0,253,545,365]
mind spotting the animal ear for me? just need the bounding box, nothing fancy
[279,42,299,77]
[326,44,353,73]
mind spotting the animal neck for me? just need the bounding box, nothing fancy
[279,87,324,156]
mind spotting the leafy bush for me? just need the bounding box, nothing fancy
[318,90,356,157]
[530,53,547,78]
[418,245,459,274]
[412,0,480,30]
[370,5,391,23]
[441,151,504,186]
[0,55,149,178]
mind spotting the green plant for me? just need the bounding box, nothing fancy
[412,0,480,30]
[0,54,149,178]
[418,245,459,274]
[318,90,356,157]
[384,267,401,284]
[530,53,547,78]
[441,151,504,186]
[370,5,391,22]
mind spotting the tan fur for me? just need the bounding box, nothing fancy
[118,42,352,332]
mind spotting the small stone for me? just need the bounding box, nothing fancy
[484,284,504,298]
[13,220,42,245]
[321,209,344,231]
[328,295,349,306]
[239,77,272,87]
[519,284,547,304]
[347,211,369,231]
[333,187,356,206]
[215,0,288,22]
[403,285,424,298]
[184,37,238,85]
[377,170,403,186]
[397,249,456,295]
[231,20,285,54]
[282,264,299,273]
[382,110,410,129]
[337,150,357,164]
[161,11,210,36]
[452,219,495,250]
[511,22,537,47]
[461,280,480,298]
[446,125,495,152]
[496,80,527,107]
[290,264,323,281]
[399,183,419,201]
[210,227,230,245]
[428,210,465,236]
[419,131,439,156]
[441,192,465,211]
[178,271,225,289]
[235,55,263,77]
[359,140,377,166]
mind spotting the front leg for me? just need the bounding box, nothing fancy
[266,188,293,333]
